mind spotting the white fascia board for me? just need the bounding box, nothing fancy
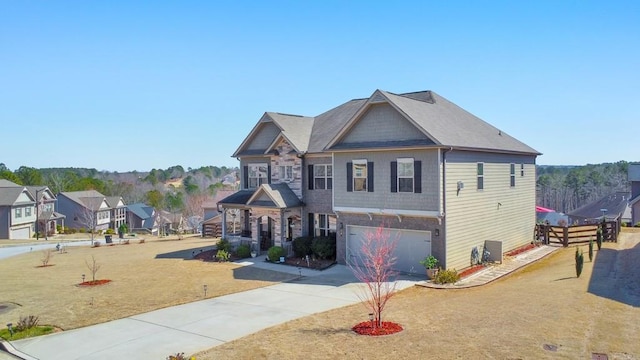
[334,206,441,218]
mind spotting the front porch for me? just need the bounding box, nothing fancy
[217,184,304,256]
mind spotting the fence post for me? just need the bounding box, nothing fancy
[544,225,549,245]
[563,226,569,247]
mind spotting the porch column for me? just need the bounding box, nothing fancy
[221,209,227,238]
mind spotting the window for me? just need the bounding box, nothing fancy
[477,163,484,190]
[520,163,525,177]
[313,164,333,190]
[15,208,22,218]
[353,160,367,192]
[315,213,336,237]
[510,163,516,187]
[279,165,293,181]
[248,163,268,189]
[397,158,414,192]
[25,207,32,217]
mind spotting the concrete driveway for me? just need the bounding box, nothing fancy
[10,258,420,359]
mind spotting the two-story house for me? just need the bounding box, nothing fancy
[27,185,66,238]
[106,196,127,231]
[218,89,540,272]
[0,179,37,239]
[57,190,111,232]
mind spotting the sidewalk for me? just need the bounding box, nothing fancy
[8,257,420,360]
[418,244,561,289]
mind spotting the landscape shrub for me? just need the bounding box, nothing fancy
[621,222,627,227]
[267,246,285,262]
[311,236,336,259]
[79,228,86,233]
[292,236,313,257]
[105,228,115,235]
[235,244,251,259]
[635,222,640,228]
[15,315,39,332]
[575,247,584,278]
[433,268,460,285]
[588,237,594,262]
[217,238,232,253]
[216,249,230,262]
[166,353,194,360]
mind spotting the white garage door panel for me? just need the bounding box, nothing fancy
[10,226,31,239]
[347,226,431,274]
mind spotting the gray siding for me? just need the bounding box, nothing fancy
[443,150,536,270]
[632,202,640,226]
[339,103,431,145]
[335,213,444,269]
[333,149,440,213]
[0,207,8,239]
[246,123,280,151]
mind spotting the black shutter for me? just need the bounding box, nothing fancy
[367,162,374,192]
[414,160,422,193]
[243,166,248,189]
[390,161,397,193]
[346,162,353,192]
[308,213,314,237]
[308,165,314,190]
[267,165,271,184]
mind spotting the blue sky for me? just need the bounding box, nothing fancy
[1,1,638,172]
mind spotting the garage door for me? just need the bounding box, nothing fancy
[10,226,31,239]
[346,226,431,274]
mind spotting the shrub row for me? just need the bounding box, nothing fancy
[291,236,336,260]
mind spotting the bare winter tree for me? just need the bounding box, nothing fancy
[348,225,399,328]
[76,200,100,245]
[41,249,53,267]
[85,255,102,282]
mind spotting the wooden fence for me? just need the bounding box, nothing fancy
[202,223,222,238]
[534,221,618,247]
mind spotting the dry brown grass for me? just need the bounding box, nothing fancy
[0,235,296,330]
[195,233,640,360]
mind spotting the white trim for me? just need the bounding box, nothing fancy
[334,206,441,218]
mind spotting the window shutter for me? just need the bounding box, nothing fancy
[414,160,422,193]
[267,165,271,184]
[243,166,248,189]
[346,162,353,192]
[390,161,397,193]
[367,162,374,192]
[308,213,314,237]
[308,165,314,190]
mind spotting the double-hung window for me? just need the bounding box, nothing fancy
[510,163,516,187]
[353,160,367,192]
[477,163,484,190]
[279,165,293,182]
[313,165,332,190]
[25,207,32,217]
[15,208,22,219]
[315,213,336,237]
[248,163,268,189]
[397,158,414,193]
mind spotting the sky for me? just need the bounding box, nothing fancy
[1,1,638,172]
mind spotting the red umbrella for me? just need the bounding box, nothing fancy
[536,205,554,213]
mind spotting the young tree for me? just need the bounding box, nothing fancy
[85,255,102,282]
[348,225,399,328]
[41,249,54,267]
[76,202,99,245]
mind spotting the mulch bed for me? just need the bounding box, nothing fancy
[281,257,336,271]
[458,264,486,278]
[505,243,539,257]
[79,280,112,286]
[193,249,244,262]
[352,321,403,336]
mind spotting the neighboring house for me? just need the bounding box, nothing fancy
[27,185,66,237]
[57,190,111,232]
[629,163,640,226]
[106,196,127,230]
[536,206,568,226]
[160,210,183,234]
[126,203,158,234]
[0,180,66,239]
[218,89,540,272]
[567,192,631,225]
[202,190,237,221]
[0,179,37,239]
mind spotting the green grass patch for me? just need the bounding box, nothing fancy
[0,325,55,340]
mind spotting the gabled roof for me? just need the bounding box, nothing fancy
[308,99,367,153]
[127,203,154,220]
[567,192,631,220]
[217,190,256,206]
[105,196,126,208]
[0,187,30,206]
[0,179,21,187]
[326,90,540,155]
[59,190,109,211]
[247,183,303,208]
[25,186,55,202]
[233,112,314,157]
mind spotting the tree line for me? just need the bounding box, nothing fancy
[536,161,632,213]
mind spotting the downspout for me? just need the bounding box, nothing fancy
[441,146,453,267]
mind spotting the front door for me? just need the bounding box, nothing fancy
[258,217,273,251]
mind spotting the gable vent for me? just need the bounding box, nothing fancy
[370,92,386,103]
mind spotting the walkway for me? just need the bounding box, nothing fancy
[418,244,561,289]
[3,246,559,359]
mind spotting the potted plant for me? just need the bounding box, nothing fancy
[420,255,439,279]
